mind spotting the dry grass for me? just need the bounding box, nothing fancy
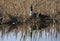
[0,0,60,19]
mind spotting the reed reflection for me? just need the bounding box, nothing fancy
[0,23,60,41]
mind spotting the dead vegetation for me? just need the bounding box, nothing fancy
[0,0,60,18]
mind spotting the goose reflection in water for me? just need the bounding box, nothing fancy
[29,5,37,24]
[0,22,59,41]
[7,24,17,33]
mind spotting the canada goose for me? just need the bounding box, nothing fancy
[30,5,37,19]
[29,5,33,16]
[7,14,19,24]
[38,14,52,22]
[38,14,53,29]
[11,16,17,24]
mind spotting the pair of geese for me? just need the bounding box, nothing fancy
[0,6,52,25]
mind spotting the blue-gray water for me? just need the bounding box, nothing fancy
[0,23,60,41]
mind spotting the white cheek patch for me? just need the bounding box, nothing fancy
[29,11,32,16]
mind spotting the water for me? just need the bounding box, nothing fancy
[0,23,60,41]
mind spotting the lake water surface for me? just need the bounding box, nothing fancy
[0,23,60,41]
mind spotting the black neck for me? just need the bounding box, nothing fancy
[31,5,33,11]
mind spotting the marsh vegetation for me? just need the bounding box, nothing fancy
[0,0,60,41]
